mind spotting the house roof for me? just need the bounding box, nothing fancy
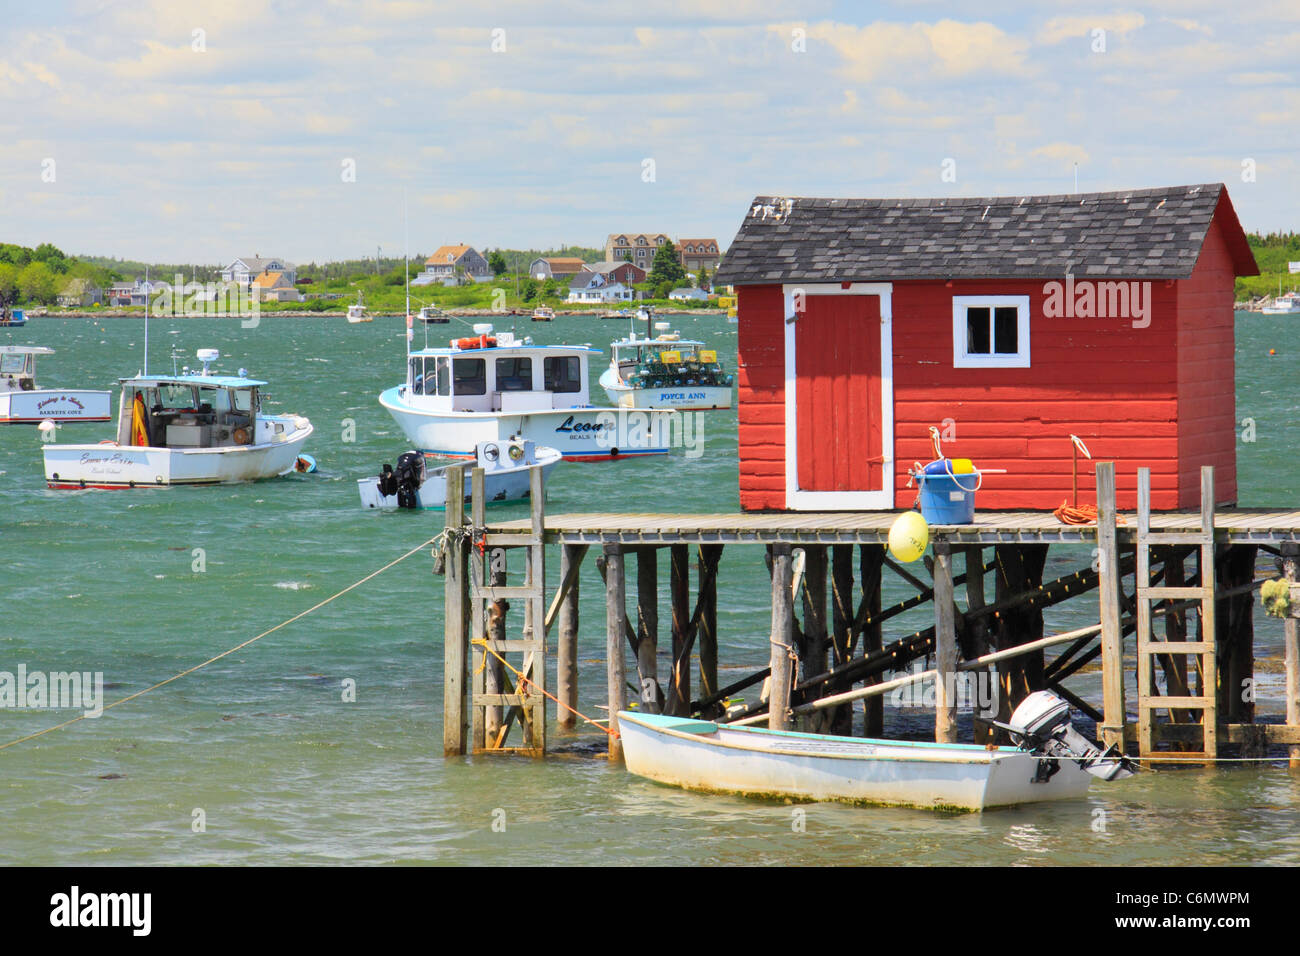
[714,184,1258,285]
[584,261,644,275]
[427,244,476,265]
[231,257,289,273]
[679,239,720,252]
[252,271,286,288]
[542,257,587,271]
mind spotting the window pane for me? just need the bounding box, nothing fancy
[495,357,532,390]
[409,357,425,394]
[966,307,990,354]
[544,356,581,393]
[993,307,1019,354]
[453,358,486,395]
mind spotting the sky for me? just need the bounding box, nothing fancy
[0,0,1297,265]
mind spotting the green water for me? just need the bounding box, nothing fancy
[0,312,1296,865]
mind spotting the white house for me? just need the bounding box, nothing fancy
[567,271,634,304]
[222,257,296,291]
[668,287,710,302]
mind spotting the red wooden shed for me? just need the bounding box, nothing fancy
[713,184,1258,512]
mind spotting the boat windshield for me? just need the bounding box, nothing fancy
[544,355,581,392]
[0,354,29,375]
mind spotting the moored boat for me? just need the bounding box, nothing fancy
[378,325,673,460]
[1,346,112,424]
[358,438,561,510]
[418,305,449,324]
[599,313,733,410]
[1262,291,1300,315]
[0,306,26,326]
[618,692,1131,812]
[347,292,371,323]
[42,349,312,488]
[531,306,555,322]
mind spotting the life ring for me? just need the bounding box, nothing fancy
[232,426,252,445]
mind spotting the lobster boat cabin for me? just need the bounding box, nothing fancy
[714,183,1259,512]
[378,326,672,460]
[599,318,734,410]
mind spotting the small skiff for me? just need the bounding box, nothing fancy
[617,710,1107,812]
[358,438,561,510]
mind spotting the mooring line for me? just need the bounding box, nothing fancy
[471,638,617,739]
[0,534,442,753]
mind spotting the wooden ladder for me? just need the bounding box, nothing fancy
[469,466,547,753]
[1135,465,1217,761]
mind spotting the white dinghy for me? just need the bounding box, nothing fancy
[618,692,1132,812]
[359,437,561,510]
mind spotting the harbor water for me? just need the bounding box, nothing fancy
[0,311,1297,865]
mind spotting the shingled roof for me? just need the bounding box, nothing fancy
[714,183,1257,285]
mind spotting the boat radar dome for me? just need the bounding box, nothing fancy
[196,348,219,375]
[472,323,494,336]
[654,321,671,332]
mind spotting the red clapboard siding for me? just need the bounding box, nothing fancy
[1176,214,1238,506]
[890,279,1182,509]
[737,284,786,510]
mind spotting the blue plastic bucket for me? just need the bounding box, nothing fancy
[916,467,979,524]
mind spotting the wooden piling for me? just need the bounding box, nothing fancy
[556,543,581,730]
[768,543,795,731]
[802,547,829,682]
[697,544,722,705]
[1283,542,1300,769]
[859,545,885,737]
[636,548,662,713]
[605,544,627,762]
[932,541,958,743]
[829,545,855,736]
[1096,461,1126,750]
[667,544,691,716]
[442,464,468,756]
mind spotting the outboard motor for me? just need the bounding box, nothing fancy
[377,463,397,498]
[1000,690,1135,782]
[393,452,426,510]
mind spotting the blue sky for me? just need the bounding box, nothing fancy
[1,0,1296,264]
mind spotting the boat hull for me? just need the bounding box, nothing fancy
[379,387,671,460]
[358,449,562,510]
[599,368,732,410]
[617,712,1095,812]
[43,417,313,488]
[0,389,112,424]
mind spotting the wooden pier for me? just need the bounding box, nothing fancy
[440,462,1300,767]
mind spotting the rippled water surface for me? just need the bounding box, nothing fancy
[0,311,1296,865]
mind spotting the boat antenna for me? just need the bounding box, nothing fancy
[143,265,149,376]
[404,189,413,356]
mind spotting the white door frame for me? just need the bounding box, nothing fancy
[783,282,894,510]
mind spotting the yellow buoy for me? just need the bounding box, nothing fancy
[950,458,975,474]
[888,510,929,563]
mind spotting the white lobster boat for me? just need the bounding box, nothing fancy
[358,438,561,510]
[1,346,112,424]
[599,315,733,411]
[379,325,672,461]
[43,349,313,489]
[618,692,1132,812]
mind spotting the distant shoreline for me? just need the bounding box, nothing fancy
[23,307,728,320]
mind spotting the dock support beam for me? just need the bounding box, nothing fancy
[1284,542,1300,769]
[768,543,795,731]
[1096,462,1126,750]
[860,545,885,737]
[932,541,958,743]
[605,544,626,762]
[829,545,856,736]
[442,465,468,757]
[698,545,722,707]
[556,544,581,730]
[667,544,691,716]
[636,549,661,713]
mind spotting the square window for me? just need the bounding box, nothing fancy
[952,296,1030,368]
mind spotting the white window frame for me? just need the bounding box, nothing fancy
[952,295,1030,368]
